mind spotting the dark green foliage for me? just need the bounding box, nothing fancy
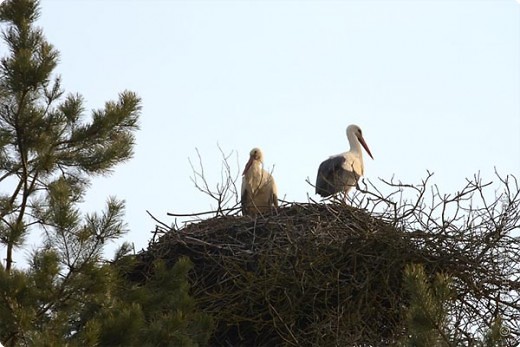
[83,257,214,347]
[398,264,509,347]
[62,255,214,347]
[399,264,452,347]
[0,1,212,346]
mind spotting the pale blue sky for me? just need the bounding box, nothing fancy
[11,0,520,258]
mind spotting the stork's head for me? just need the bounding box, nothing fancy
[346,124,361,137]
[249,147,263,162]
[346,124,374,160]
[243,147,264,175]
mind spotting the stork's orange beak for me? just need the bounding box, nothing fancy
[242,157,253,175]
[358,136,374,160]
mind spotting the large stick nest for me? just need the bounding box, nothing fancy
[128,200,520,346]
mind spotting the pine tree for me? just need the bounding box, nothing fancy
[0,0,141,345]
[77,257,214,347]
[399,264,453,347]
[0,2,214,345]
[399,264,508,347]
[0,0,141,272]
[0,2,213,345]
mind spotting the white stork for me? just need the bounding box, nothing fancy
[315,124,374,197]
[241,147,278,216]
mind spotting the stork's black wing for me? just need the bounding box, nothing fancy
[315,155,346,197]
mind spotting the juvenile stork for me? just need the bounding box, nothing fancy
[241,147,278,216]
[315,124,374,198]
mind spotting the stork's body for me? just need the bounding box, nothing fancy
[315,124,374,197]
[241,148,278,216]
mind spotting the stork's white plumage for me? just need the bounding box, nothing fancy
[315,124,374,197]
[241,148,278,216]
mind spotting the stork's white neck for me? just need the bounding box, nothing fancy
[347,131,362,154]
